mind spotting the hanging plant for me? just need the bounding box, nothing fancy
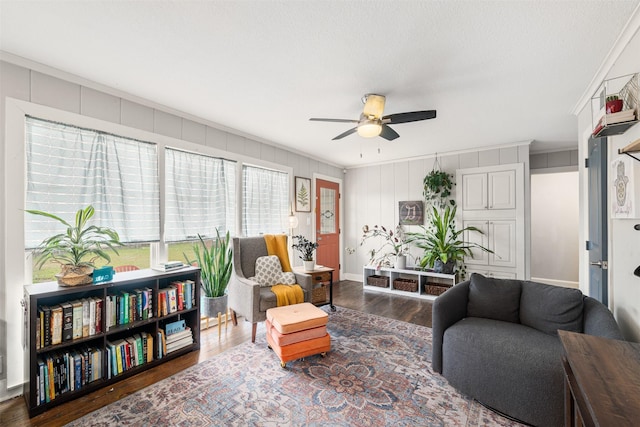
[423,169,455,208]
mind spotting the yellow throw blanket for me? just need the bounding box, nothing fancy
[264,234,292,272]
[271,284,304,307]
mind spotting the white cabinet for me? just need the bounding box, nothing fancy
[461,169,516,211]
[362,266,457,301]
[464,220,516,268]
[457,163,526,280]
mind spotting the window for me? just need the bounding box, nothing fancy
[25,116,159,281]
[242,165,289,236]
[164,148,236,242]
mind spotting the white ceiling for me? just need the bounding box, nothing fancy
[1,1,639,168]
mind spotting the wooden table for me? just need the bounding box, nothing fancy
[293,266,336,311]
[559,330,640,427]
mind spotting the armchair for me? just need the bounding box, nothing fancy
[228,236,313,342]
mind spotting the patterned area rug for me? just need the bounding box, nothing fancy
[68,308,524,426]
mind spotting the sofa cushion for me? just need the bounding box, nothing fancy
[520,281,584,335]
[467,273,521,323]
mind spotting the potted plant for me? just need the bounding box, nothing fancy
[423,169,455,208]
[291,235,319,271]
[187,229,233,318]
[406,205,492,277]
[606,95,624,114]
[27,205,123,286]
[360,224,410,269]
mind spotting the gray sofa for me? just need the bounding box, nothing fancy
[432,273,623,427]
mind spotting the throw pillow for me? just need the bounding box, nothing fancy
[520,281,584,335]
[254,255,284,287]
[467,273,522,323]
[280,272,297,285]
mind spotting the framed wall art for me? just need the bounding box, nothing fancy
[399,200,424,225]
[295,176,312,212]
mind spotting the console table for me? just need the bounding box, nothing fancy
[559,330,640,427]
[362,265,457,300]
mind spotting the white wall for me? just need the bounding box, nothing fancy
[577,22,640,342]
[343,146,531,280]
[530,171,579,287]
[0,57,343,401]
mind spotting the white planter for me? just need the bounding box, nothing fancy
[303,260,315,271]
[395,255,406,270]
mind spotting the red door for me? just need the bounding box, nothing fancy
[315,179,340,276]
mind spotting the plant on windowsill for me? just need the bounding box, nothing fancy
[291,235,319,271]
[406,205,492,278]
[185,229,233,318]
[27,205,123,286]
[360,224,410,269]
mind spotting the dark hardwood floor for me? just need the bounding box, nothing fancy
[0,280,433,426]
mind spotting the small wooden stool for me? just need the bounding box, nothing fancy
[266,302,331,368]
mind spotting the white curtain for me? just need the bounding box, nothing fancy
[242,165,288,236]
[164,148,236,241]
[25,116,159,247]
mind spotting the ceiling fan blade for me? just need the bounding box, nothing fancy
[332,127,358,140]
[383,110,437,124]
[310,118,359,123]
[380,124,400,141]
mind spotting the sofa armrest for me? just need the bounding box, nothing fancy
[583,296,624,340]
[432,280,470,373]
[293,272,313,301]
[228,274,262,323]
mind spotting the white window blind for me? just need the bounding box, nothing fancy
[165,148,236,241]
[242,165,288,236]
[25,116,160,248]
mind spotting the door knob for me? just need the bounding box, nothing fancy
[590,260,608,269]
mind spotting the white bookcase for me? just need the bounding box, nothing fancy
[362,265,457,300]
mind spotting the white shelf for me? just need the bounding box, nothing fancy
[362,265,457,300]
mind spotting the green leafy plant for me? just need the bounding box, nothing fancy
[360,224,410,268]
[423,169,455,208]
[291,235,319,261]
[406,205,492,276]
[186,229,233,298]
[27,205,123,269]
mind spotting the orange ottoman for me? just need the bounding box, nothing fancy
[266,302,331,367]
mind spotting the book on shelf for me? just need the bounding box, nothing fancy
[82,299,90,337]
[71,300,83,339]
[152,261,186,272]
[61,303,73,342]
[165,319,186,335]
[166,327,192,344]
[165,335,194,353]
[50,305,63,346]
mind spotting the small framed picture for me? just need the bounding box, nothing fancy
[295,177,312,212]
[399,201,424,225]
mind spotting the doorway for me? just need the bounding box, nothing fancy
[315,178,340,276]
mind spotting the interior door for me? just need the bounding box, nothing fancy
[315,179,340,275]
[587,136,608,305]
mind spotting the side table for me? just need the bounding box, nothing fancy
[559,330,640,427]
[293,265,336,311]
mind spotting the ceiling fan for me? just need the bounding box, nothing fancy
[309,94,436,141]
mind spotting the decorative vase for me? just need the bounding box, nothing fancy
[303,260,315,271]
[201,294,228,318]
[56,264,94,286]
[606,99,623,114]
[395,254,407,270]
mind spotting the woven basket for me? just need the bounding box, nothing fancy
[425,283,452,296]
[393,278,418,292]
[367,275,389,288]
[56,265,94,287]
[311,285,327,304]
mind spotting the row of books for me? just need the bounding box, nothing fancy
[35,346,102,406]
[105,288,154,331]
[106,331,154,377]
[37,298,102,349]
[158,319,194,358]
[157,280,196,317]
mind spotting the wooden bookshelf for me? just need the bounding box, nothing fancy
[23,267,201,417]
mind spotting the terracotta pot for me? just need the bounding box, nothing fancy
[606,99,623,114]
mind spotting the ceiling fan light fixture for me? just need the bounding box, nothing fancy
[362,94,386,118]
[357,120,382,138]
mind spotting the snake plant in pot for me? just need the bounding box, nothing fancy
[27,205,123,286]
[187,229,233,318]
[406,205,492,277]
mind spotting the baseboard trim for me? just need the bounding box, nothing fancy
[0,378,23,403]
[342,273,362,282]
[531,277,579,289]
